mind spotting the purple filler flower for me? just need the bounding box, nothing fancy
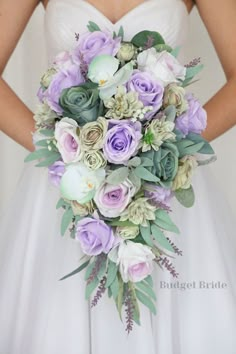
[76,217,115,256]
[127,70,164,119]
[45,64,85,114]
[103,120,142,164]
[48,161,65,187]
[144,183,173,209]
[175,93,207,137]
[74,30,121,64]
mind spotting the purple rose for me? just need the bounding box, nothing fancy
[144,183,173,210]
[103,120,142,164]
[94,179,136,218]
[175,94,207,137]
[45,64,85,114]
[74,31,121,64]
[127,70,164,119]
[76,217,115,256]
[48,161,65,187]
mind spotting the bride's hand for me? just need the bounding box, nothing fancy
[0,0,41,151]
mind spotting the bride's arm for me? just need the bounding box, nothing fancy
[0,0,41,152]
[195,0,236,141]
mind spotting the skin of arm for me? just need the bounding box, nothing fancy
[0,0,40,152]
[0,0,235,151]
[193,0,236,141]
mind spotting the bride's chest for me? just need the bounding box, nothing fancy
[44,0,189,62]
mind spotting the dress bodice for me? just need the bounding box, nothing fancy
[44,0,189,62]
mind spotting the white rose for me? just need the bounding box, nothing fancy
[117,241,155,283]
[54,117,81,163]
[137,48,186,86]
[60,162,106,204]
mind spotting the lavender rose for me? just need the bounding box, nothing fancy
[94,178,136,218]
[76,217,115,256]
[48,161,65,187]
[103,120,142,164]
[127,70,164,119]
[144,183,173,209]
[54,118,81,163]
[45,64,85,114]
[74,30,121,64]
[175,93,207,137]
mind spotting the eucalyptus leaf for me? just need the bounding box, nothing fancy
[85,276,100,300]
[97,256,107,280]
[59,259,90,281]
[116,276,124,320]
[128,282,140,325]
[61,207,74,236]
[185,64,204,80]
[151,224,175,252]
[56,198,67,209]
[105,260,118,288]
[108,287,112,298]
[108,220,135,227]
[128,170,141,191]
[134,166,159,182]
[140,223,153,247]
[197,155,217,166]
[127,157,141,167]
[35,139,51,147]
[35,152,61,167]
[87,21,101,32]
[39,128,54,137]
[85,260,96,281]
[140,157,154,167]
[164,105,177,122]
[176,140,205,157]
[110,275,119,299]
[171,46,181,58]
[154,43,172,53]
[135,289,157,315]
[186,132,215,155]
[135,281,157,301]
[144,275,153,287]
[175,185,195,208]
[24,148,52,163]
[118,26,124,40]
[155,209,180,234]
[131,30,165,48]
[106,167,129,185]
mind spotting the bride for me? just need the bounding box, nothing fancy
[0,0,236,353]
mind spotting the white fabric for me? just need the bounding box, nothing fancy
[0,1,236,353]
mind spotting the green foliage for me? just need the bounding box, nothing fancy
[175,140,205,158]
[105,260,118,288]
[127,157,141,168]
[87,21,101,32]
[186,133,215,155]
[134,166,160,182]
[175,185,195,208]
[135,289,156,315]
[140,222,153,247]
[60,207,74,236]
[154,43,172,52]
[85,276,100,300]
[106,167,129,185]
[151,224,175,252]
[117,26,124,40]
[135,280,156,301]
[110,275,119,299]
[59,259,90,281]
[155,209,180,234]
[131,30,165,48]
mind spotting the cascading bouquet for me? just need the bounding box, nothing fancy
[25,22,215,332]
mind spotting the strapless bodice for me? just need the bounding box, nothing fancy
[44,0,189,62]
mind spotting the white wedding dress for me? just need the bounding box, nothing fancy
[0,0,236,353]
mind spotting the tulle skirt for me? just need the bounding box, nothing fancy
[0,162,236,354]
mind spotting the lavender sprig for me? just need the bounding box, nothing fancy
[155,256,179,278]
[91,276,107,308]
[185,57,201,68]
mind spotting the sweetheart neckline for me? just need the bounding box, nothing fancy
[45,0,189,27]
